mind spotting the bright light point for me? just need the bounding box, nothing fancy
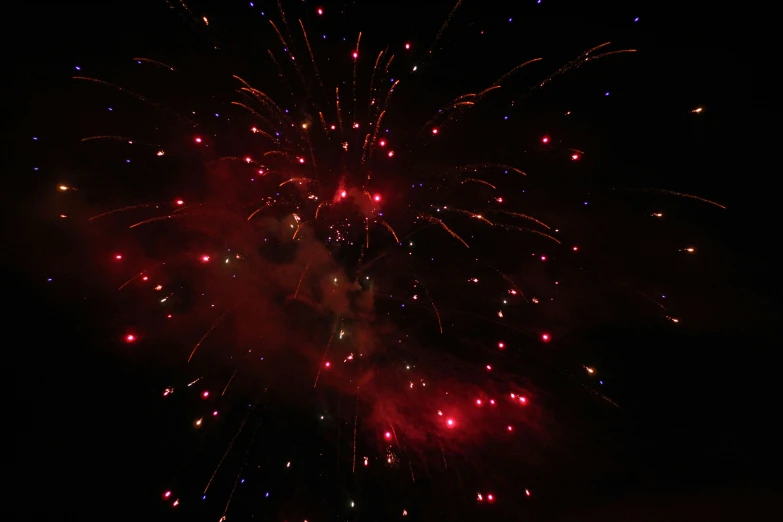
[605,92,610,96]
[526,489,531,496]
[477,493,484,502]
[194,137,202,143]
[58,185,69,191]
[352,52,358,59]
[685,247,695,253]
[571,154,580,160]
[298,157,305,164]
[213,410,218,416]
[202,391,209,398]
[172,500,179,507]
[487,494,495,503]
[175,199,184,205]
[341,190,347,198]
[373,194,381,202]
[541,333,551,342]
[379,139,386,147]
[142,276,148,281]
[519,396,527,404]
[496,197,503,203]
[490,399,495,405]
[317,7,323,15]
[446,418,454,427]
[195,418,202,427]
[476,399,482,405]
[573,246,579,251]
[201,255,210,262]
[156,150,165,156]
[384,431,392,440]
[330,124,336,130]
[412,66,418,72]
[251,127,258,132]
[388,151,395,157]
[692,107,703,113]
[586,367,595,374]
[431,128,438,135]
[115,254,122,260]
[163,491,171,499]
[286,462,290,467]
[542,136,549,143]
[324,361,331,368]
[485,365,492,371]
[405,43,411,49]
[498,342,505,349]
[507,425,513,431]
[124,334,135,343]
[540,255,547,261]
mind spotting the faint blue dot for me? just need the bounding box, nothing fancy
[241,479,245,483]
[275,132,280,136]
[634,17,639,22]
[261,11,265,16]
[662,295,666,298]
[401,304,405,307]
[599,380,604,384]
[215,113,219,117]
[249,1,254,6]
[47,278,52,282]
[202,495,206,500]
[108,107,113,111]
[504,115,508,120]
[283,48,287,52]
[605,92,610,96]
[508,18,512,22]
[584,201,588,205]
[265,492,269,498]
[75,66,81,71]
[33,137,38,140]
[284,109,288,113]
[137,60,141,64]
[126,159,130,163]
[34,167,39,171]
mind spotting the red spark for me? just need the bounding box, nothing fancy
[487,494,495,503]
[431,128,439,135]
[507,425,513,431]
[324,361,331,368]
[201,255,210,262]
[496,197,503,203]
[330,124,336,130]
[489,399,496,405]
[201,391,209,398]
[251,127,258,133]
[477,493,484,502]
[163,491,171,499]
[498,341,505,349]
[571,153,580,160]
[485,364,492,371]
[298,157,305,164]
[525,489,531,496]
[373,194,381,202]
[572,246,579,251]
[475,399,482,406]
[541,333,551,342]
[542,136,549,144]
[340,191,347,198]
[175,199,184,205]
[194,137,202,143]
[379,139,386,147]
[352,51,358,60]
[384,431,392,440]
[115,254,122,260]
[167,314,172,319]
[405,42,411,50]
[540,255,547,261]
[124,334,136,343]
[245,157,252,163]
[446,418,454,427]
[387,151,395,157]
[212,410,218,416]
[142,276,149,281]
[317,7,323,15]
[519,396,527,404]
[172,500,179,507]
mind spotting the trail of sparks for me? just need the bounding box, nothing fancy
[298,19,323,90]
[221,417,262,519]
[352,32,362,116]
[73,76,189,122]
[203,409,253,495]
[80,135,132,142]
[352,396,359,474]
[488,264,529,303]
[222,352,251,396]
[380,220,400,243]
[613,188,726,209]
[418,213,470,248]
[500,224,562,244]
[293,264,309,299]
[422,284,443,334]
[89,203,159,221]
[492,57,543,85]
[335,87,344,133]
[462,178,496,189]
[429,0,463,56]
[313,320,340,388]
[188,311,230,362]
[133,57,176,71]
[315,202,330,219]
[129,213,185,229]
[493,209,552,229]
[279,177,312,187]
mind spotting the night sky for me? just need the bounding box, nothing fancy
[9,1,780,521]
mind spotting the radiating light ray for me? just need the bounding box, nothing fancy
[314,320,340,388]
[203,408,253,495]
[461,178,496,189]
[293,264,309,299]
[429,0,463,56]
[492,57,544,85]
[279,177,312,187]
[298,19,323,90]
[380,220,400,243]
[499,224,561,244]
[89,203,160,221]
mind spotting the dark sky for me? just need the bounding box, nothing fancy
[9,1,780,521]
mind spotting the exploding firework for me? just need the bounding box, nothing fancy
[47,1,727,519]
